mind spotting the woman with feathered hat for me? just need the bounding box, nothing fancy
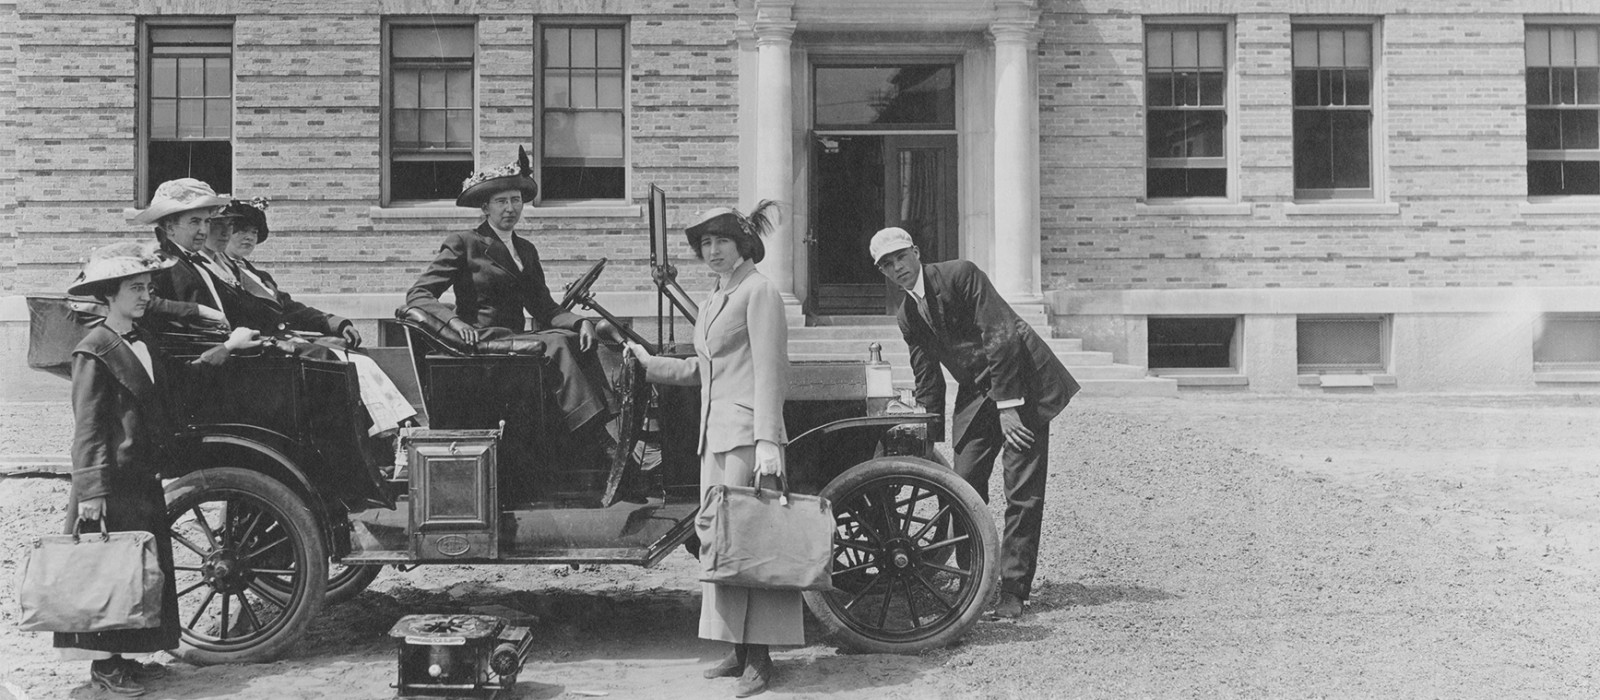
[54,242,260,696]
[626,201,794,697]
[405,147,617,459]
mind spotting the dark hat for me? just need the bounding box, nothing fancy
[214,197,270,241]
[458,146,540,208]
[685,200,779,264]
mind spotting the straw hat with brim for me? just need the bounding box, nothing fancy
[458,146,540,208]
[214,198,271,242]
[67,241,176,296]
[132,178,230,225]
[684,200,778,265]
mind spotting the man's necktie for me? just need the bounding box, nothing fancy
[913,293,935,329]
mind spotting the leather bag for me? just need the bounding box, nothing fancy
[698,477,835,591]
[17,520,164,633]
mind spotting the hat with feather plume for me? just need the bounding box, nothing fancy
[684,200,779,264]
[458,146,540,208]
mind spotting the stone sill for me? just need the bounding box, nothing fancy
[368,203,642,220]
[1533,371,1600,384]
[1158,373,1249,388]
[1518,199,1600,215]
[1283,201,1400,216]
[1298,374,1397,388]
[1135,201,1253,216]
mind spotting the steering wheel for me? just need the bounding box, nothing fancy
[559,258,609,312]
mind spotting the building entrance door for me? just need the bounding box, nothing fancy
[808,134,957,315]
[806,61,959,316]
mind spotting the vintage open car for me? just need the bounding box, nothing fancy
[25,205,999,668]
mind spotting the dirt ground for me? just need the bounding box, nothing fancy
[2,392,1598,699]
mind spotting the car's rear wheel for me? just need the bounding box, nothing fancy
[803,456,999,654]
[325,562,382,605]
[165,468,327,664]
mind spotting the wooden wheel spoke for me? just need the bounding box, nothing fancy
[900,576,920,628]
[235,592,267,631]
[843,570,888,611]
[176,578,209,598]
[243,581,290,613]
[219,593,233,640]
[242,533,290,561]
[186,588,218,631]
[909,571,957,614]
[908,504,953,543]
[169,530,210,558]
[921,560,971,578]
[188,506,221,550]
[922,533,971,550]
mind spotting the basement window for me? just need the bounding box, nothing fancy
[1297,315,1387,373]
[1148,316,1240,371]
[1534,313,1600,370]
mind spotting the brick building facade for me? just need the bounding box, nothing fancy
[3,0,1599,392]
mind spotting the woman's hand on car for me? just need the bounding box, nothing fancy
[623,341,653,361]
[224,327,263,351]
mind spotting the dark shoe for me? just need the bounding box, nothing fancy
[734,646,773,697]
[116,657,168,681]
[90,661,147,697]
[702,644,746,679]
[990,591,1025,620]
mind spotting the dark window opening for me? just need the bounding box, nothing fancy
[1149,317,1238,370]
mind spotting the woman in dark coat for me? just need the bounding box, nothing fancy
[54,241,258,696]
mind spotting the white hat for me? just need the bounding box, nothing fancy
[67,241,176,296]
[132,178,230,225]
[869,227,915,265]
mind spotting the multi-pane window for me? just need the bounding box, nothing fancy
[145,25,233,203]
[541,25,626,200]
[1526,26,1600,197]
[1145,25,1227,199]
[387,23,475,202]
[1293,26,1373,198]
[1297,315,1387,374]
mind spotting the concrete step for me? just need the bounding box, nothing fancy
[790,327,1085,352]
[1075,377,1180,397]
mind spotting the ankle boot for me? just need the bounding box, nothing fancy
[702,642,746,679]
[90,658,147,697]
[734,644,772,697]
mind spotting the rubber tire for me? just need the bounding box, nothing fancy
[325,562,383,606]
[803,456,1000,654]
[165,468,328,665]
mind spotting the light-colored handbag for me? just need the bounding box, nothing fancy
[698,477,835,591]
[17,519,164,633]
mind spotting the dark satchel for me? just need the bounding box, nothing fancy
[26,296,100,380]
[698,477,835,592]
[17,519,164,633]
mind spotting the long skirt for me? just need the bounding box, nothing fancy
[697,446,805,646]
[53,477,181,655]
[482,327,613,433]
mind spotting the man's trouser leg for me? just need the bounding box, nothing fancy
[954,405,1050,600]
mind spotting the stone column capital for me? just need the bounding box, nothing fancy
[989,3,1041,45]
[753,19,797,46]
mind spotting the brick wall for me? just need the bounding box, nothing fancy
[1038,0,1600,293]
[9,0,740,301]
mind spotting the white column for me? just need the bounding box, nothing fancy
[990,18,1042,303]
[754,18,798,301]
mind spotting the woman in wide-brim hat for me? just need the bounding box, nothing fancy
[625,200,796,698]
[455,146,540,208]
[56,241,259,697]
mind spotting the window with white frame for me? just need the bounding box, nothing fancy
[1534,313,1600,369]
[1292,25,1374,199]
[1148,316,1241,371]
[539,23,626,201]
[385,21,476,203]
[143,23,233,204]
[1144,24,1228,199]
[1297,315,1388,374]
[1526,25,1600,197]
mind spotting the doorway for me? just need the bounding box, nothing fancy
[806,61,960,316]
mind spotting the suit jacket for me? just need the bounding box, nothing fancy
[233,257,350,336]
[144,234,231,330]
[898,260,1079,447]
[406,222,584,334]
[639,260,788,455]
[69,324,229,501]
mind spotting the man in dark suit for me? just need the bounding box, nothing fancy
[870,226,1080,620]
[406,147,614,442]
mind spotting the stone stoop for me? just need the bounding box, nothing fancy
[793,319,1177,397]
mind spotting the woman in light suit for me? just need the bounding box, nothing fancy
[626,202,793,697]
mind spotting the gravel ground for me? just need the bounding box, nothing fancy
[2,392,1597,699]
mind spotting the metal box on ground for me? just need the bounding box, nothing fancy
[407,429,502,561]
[389,614,532,698]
